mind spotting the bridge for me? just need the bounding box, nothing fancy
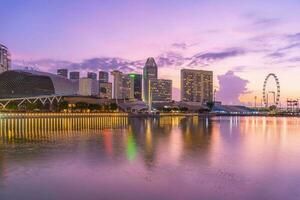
[0,95,63,109]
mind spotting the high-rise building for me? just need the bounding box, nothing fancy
[181,69,213,103]
[87,72,97,80]
[111,70,134,99]
[0,44,11,74]
[99,82,112,99]
[143,57,158,103]
[99,71,109,83]
[129,73,142,101]
[57,69,68,78]
[150,79,172,102]
[69,71,80,80]
[78,78,99,96]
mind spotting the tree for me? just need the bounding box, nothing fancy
[109,103,118,111]
[179,107,188,112]
[6,102,18,110]
[76,102,89,110]
[88,104,101,111]
[206,101,215,112]
[58,101,69,110]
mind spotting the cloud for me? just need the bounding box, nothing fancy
[266,52,285,58]
[287,32,300,41]
[216,71,249,104]
[231,66,247,72]
[188,48,245,67]
[13,57,144,74]
[193,48,245,60]
[252,17,280,28]
[171,43,187,50]
[156,51,187,67]
[277,42,300,51]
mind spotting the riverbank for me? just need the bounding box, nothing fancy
[1,112,300,119]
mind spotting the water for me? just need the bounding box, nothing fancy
[0,116,300,200]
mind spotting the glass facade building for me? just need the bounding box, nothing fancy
[129,73,142,101]
[143,57,158,103]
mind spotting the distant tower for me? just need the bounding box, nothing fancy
[0,44,11,73]
[57,69,68,78]
[143,57,158,104]
[69,71,80,80]
[99,71,109,83]
[87,72,97,80]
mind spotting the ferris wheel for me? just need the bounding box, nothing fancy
[262,73,280,107]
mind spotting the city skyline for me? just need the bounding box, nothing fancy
[1,0,300,104]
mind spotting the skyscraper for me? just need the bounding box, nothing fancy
[181,69,213,103]
[99,82,112,99]
[143,57,158,103]
[87,72,97,80]
[70,71,80,80]
[150,79,172,102]
[99,71,109,83]
[129,73,142,101]
[0,44,11,74]
[111,70,134,99]
[78,78,99,96]
[57,69,68,78]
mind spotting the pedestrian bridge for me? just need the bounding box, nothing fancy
[0,95,63,109]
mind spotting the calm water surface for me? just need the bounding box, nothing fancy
[0,116,300,200]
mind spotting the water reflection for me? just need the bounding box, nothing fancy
[0,116,128,142]
[0,116,300,200]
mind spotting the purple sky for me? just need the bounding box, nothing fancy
[1,0,300,104]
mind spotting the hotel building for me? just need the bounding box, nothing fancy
[181,69,213,103]
[99,82,112,99]
[150,79,172,102]
[111,70,134,99]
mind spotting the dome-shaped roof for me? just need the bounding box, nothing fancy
[0,70,77,98]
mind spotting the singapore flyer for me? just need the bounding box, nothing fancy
[262,73,280,107]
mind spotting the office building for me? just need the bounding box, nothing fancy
[181,69,213,103]
[99,82,112,99]
[57,69,68,78]
[99,71,109,83]
[87,72,97,80]
[0,44,11,74]
[70,71,80,80]
[111,70,134,99]
[0,70,77,98]
[129,73,142,101]
[78,78,99,96]
[143,57,158,103]
[150,79,172,102]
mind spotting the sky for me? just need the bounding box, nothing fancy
[1,0,300,105]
